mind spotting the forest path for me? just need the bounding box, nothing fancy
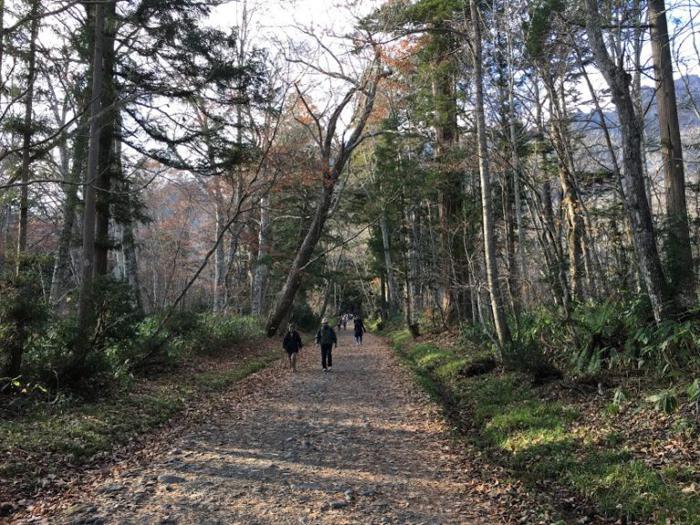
[43,331,518,525]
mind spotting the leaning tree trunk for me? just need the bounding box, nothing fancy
[648,0,695,307]
[585,0,673,322]
[265,61,385,336]
[470,0,511,349]
[266,184,335,335]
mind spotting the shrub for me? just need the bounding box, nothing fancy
[289,302,319,332]
[0,270,49,381]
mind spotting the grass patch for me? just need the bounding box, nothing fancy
[392,331,700,524]
[0,343,279,494]
[193,353,279,391]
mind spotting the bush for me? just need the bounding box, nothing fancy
[288,302,319,332]
[0,271,49,381]
[499,298,700,382]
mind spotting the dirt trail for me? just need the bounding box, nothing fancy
[27,332,522,525]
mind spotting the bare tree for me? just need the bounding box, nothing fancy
[265,41,389,336]
[584,0,672,322]
[470,0,511,349]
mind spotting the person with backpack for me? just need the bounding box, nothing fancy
[354,316,366,345]
[282,323,303,372]
[316,318,338,372]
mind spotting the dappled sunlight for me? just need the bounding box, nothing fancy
[40,334,502,524]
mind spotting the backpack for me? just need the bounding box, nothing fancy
[318,326,335,345]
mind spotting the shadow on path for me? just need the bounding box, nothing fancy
[42,332,509,525]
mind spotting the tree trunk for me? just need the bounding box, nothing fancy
[470,0,511,349]
[648,0,695,306]
[15,0,40,274]
[75,1,106,367]
[251,193,270,316]
[95,1,117,276]
[265,63,385,336]
[585,0,673,322]
[0,0,4,80]
[121,204,143,316]
[266,184,335,335]
[213,205,226,312]
[506,5,526,306]
[379,210,400,316]
[114,134,143,316]
[0,205,8,274]
[50,113,89,305]
[408,202,422,317]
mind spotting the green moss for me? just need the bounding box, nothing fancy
[395,336,700,524]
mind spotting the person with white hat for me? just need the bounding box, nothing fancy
[315,317,338,372]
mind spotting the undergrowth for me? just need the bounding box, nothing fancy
[391,327,700,525]
[0,348,279,495]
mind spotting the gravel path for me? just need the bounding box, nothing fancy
[37,332,518,525]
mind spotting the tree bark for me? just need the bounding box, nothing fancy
[379,210,400,316]
[470,0,511,349]
[50,114,89,305]
[648,0,694,306]
[212,205,226,312]
[75,0,106,366]
[585,0,673,322]
[251,193,271,316]
[95,1,117,276]
[15,0,40,274]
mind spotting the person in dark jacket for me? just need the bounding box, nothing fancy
[315,318,338,372]
[353,317,366,345]
[282,323,303,372]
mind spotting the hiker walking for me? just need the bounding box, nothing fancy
[354,316,366,345]
[342,314,348,331]
[282,323,303,372]
[316,318,338,372]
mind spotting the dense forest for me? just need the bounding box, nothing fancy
[2,0,700,522]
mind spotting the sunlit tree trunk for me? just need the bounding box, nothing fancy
[251,193,270,316]
[470,0,511,349]
[585,0,672,322]
[648,0,695,306]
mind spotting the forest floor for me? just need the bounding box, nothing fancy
[390,329,700,525]
[7,331,574,525]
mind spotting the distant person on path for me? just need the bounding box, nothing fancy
[342,314,348,331]
[354,317,366,345]
[282,323,303,372]
[316,318,338,372]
